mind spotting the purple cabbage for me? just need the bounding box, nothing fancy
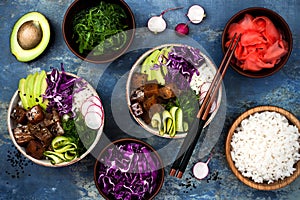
[44,64,82,116]
[165,45,204,90]
[97,142,162,200]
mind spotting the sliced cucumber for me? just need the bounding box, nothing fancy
[44,151,65,164]
[53,143,77,153]
[161,110,172,135]
[175,108,184,132]
[150,106,189,137]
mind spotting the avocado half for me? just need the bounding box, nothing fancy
[10,12,50,62]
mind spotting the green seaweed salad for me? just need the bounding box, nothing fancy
[72,2,129,55]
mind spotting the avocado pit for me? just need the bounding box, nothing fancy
[17,20,43,50]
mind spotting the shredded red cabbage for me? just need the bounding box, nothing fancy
[165,45,204,90]
[97,142,162,200]
[44,63,82,116]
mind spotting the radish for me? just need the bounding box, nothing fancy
[193,156,211,180]
[199,91,207,104]
[147,7,183,34]
[209,101,217,113]
[200,82,211,93]
[186,5,206,24]
[84,111,102,130]
[86,95,102,106]
[174,5,206,35]
[81,100,95,116]
[81,95,102,116]
[87,104,103,119]
[175,22,190,36]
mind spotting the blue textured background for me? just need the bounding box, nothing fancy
[0,0,299,199]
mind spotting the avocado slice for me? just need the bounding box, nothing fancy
[25,73,37,108]
[33,70,48,109]
[141,49,161,80]
[10,12,50,62]
[18,78,30,110]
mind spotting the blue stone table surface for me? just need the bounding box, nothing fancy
[0,0,299,199]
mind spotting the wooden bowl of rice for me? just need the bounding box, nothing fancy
[225,106,300,190]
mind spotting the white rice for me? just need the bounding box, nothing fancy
[230,111,300,184]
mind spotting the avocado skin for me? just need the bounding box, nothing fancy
[10,12,50,62]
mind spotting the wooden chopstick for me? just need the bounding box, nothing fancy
[169,33,241,178]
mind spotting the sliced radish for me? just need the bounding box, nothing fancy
[81,95,103,116]
[87,104,103,119]
[193,161,209,180]
[200,82,211,93]
[81,100,95,116]
[86,95,102,106]
[209,101,217,113]
[84,111,102,130]
[199,91,207,104]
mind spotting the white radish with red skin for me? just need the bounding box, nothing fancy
[187,5,206,24]
[175,5,206,35]
[81,95,104,130]
[147,7,183,33]
[193,157,211,180]
[84,111,102,130]
[198,82,217,113]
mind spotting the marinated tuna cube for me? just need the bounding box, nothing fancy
[43,109,61,127]
[32,127,53,148]
[26,105,44,124]
[131,72,148,89]
[51,109,60,122]
[27,123,42,133]
[143,95,157,112]
[131,102,144,117]
[144,82,159,98]
[130,89,145,103]
[50,122,64,136]
[13,126,34,146]
[159,83,178,99]
[43,112,55,127]
[11,106,27,124]
[26,140,45,160]
[148,104,164,119]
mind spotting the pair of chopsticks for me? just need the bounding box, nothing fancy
[169,33,241,178]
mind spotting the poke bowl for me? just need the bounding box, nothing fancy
[62,0,136,63]
[94,138,164,200]
[225,106,300,190]
[7,66,105,167]
[221,7,293,78]
[126,44,222,138]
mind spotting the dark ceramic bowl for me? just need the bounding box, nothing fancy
[94,138,164,199]
[7,72,105,167]
[222,7,293,78]
[62,0,135,63]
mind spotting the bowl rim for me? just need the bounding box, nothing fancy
[93,137,165,199]
[221,7,293,78]
[62,0,136,64]
[225,105,300,190]
[125,43,222,139]
[7,72,104,167]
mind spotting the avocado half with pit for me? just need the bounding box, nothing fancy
[10,12,50,62]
